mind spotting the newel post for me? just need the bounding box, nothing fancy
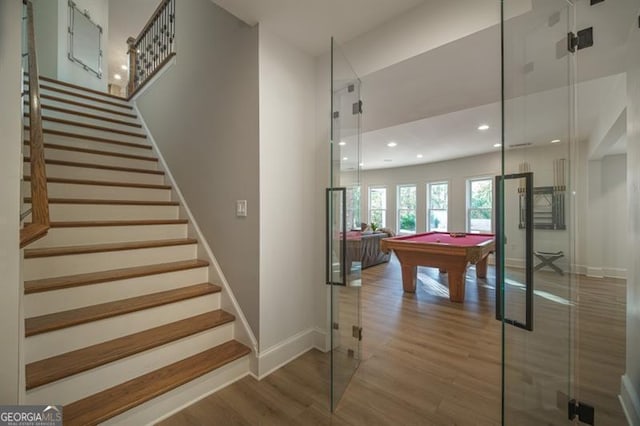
[127,36,137,96]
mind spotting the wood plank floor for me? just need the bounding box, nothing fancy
[158,256,627,426]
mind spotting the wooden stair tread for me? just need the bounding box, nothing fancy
[40,94,137,118]
[25,128,152,150]
[26,310,235,390]
[62,340,251,426]
[39,84,133,109]
[25,140,157,161]
[24,259,209,294]
[25,283,220,336]
[30,115,147,138]
[38,75,129,102]
[46,219,188,228]
[24,198,179,206]
[36,103,141,127]
[24,238,197,259]
[25,157,165,175]
[24,176,171,190]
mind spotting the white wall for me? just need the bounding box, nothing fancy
[0,0,25,404]
[622,11,640,423]
[32,0,109,91]
[136,0,261,338]
[358,151,500,235]
[257,27,320,372]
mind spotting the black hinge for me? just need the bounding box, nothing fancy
[352,100,362,115]
[568,399,595,425]
[332,322,339,330]
[333,111,339,119]
[348,84,355,93]
[568,27,594,53]
[352,325,362,341]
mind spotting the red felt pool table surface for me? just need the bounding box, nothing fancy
[380,232,495,302]
[390,232,494,247]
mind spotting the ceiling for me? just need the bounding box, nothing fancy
[210,0,426,56]
[336,0,637,171]
[106,0,637,171]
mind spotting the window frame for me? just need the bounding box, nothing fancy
[427,180,449,232]
[396,183,417,234]
[466,176,494,233]
[368,185,387,228]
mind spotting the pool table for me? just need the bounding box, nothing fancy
[380,232,495,302]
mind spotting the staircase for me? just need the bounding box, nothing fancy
[22,76,251,425]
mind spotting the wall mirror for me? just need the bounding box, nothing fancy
[68,0,102,78]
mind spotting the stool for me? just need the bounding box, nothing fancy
[534,251,564,275]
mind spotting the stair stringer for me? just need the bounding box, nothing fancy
[133,103,259,372]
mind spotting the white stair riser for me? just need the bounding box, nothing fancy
[38,98,137,123]
[25,324,234,405]
[25,146,158,171]
[27,224,188,248]
[25,293,221,362]
[38,121,148,146]
[36,109,141,132]
[103,357,249,426]
[24,244,198,281]
[23,203,179,222]
[38,86,132,111]
[26,81,131,107]
[23,181,172,201]
[25,267,209,317]
[25,163,166,186]
[25,131,153,157]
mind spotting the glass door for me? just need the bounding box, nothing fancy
[500,1,575,424]
[327,38,363,411]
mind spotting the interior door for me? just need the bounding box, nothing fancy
[327,37,363,411]
[500,1,575,424]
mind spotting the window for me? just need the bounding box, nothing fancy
[397,184,417,234]
[467,177,493,233]
[368,186,387,228]
[427,182,448,231]
[346,185,361,230]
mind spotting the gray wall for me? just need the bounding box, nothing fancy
[0,0,25,404]
[136,0,260,338]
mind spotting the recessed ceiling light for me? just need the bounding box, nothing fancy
[338,141,346,146]
[114,74,122,80]
[121,64,128,71]
[493,143,502,148]
[478,124,490,131]
[343,157,348,161]
[551,139,561,143]
[387,142,397,147]
[359,163,364,167]
[417,154,423,158]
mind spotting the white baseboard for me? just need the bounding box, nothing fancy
[255,328,325,379]
[620,374,640,426]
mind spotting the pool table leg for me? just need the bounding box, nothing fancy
[448,267,467,302]
[475,255,488,278]
[401,264,417,292]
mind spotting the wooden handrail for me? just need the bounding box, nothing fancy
[20,1,50,248]
[126,0,175,98]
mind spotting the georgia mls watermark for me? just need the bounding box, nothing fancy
[0,406,62,426]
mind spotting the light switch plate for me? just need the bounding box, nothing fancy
[236,200,247,217]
